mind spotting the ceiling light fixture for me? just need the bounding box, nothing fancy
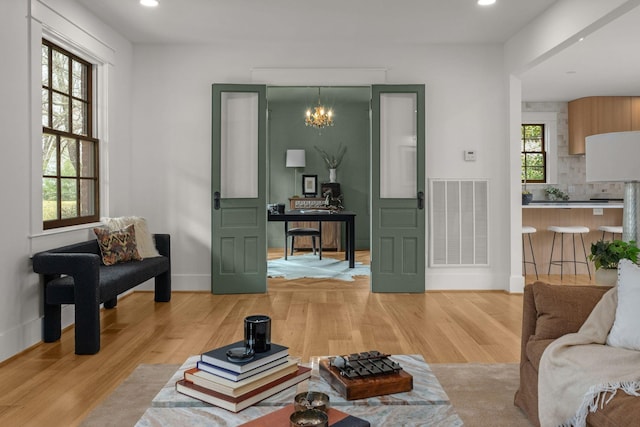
[140,0,159,7]
[478,0,496,5]
[305,88,334,129]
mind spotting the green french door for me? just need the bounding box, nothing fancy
[371,85,426,292]
[211,84,267,294]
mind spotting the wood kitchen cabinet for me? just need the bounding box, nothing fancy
[632,97,640,130]
[288,198,341,251]
[568,96,640,154]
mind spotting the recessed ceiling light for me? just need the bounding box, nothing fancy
[140,0,158,7]
[478,0,496,5]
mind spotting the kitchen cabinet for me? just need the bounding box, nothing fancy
[632,97,640,130]
[288,198,341,250]
[568,96,639,154]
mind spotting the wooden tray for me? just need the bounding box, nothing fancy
[318,358,413,400]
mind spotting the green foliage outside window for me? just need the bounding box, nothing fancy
[521,124,546,183]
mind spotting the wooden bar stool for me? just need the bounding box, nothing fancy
[598,225,623,240]
[522,226,538,279]
[547,225,591,280]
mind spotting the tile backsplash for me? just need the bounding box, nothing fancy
[522,102,624,201]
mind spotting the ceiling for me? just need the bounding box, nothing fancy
[75,0,640,102]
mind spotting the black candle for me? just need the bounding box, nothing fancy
[244,315,271,353]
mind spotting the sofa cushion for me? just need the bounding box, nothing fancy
[607,259,640,351]
[93,224,142,266]
[532,283,609,341]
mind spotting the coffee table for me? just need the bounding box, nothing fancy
[135,354,462,426]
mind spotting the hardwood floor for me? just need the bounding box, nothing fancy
[0,250,588,426]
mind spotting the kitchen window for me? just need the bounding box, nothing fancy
[42,39,100,229]
[521,124,546,183]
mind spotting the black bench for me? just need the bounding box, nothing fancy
[32,234,171,354]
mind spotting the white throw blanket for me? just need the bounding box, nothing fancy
[538,287,640,427]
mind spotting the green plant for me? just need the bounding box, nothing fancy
[588,239,639,270]
[314,143,347,169]
[545,186,569,201]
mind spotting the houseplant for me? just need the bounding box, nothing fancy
[588,239,639,285]
[544,186,569,201]
[314,143,347,183]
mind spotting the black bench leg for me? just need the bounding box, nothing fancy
[104,298,117,309]
[74,297,101,355]
[155,270,171,302]
[43,303,62,342]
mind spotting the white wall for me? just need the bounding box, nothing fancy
[0,0,133,362]
[128,42,510,292]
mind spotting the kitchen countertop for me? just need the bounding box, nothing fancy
[523,200,624,209]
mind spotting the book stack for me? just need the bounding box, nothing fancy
[176,341,311,412]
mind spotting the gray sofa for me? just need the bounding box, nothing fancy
[32,234,171,354]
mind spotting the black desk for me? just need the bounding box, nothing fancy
[268,210,356,268]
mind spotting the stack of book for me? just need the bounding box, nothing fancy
[176,341,311,412]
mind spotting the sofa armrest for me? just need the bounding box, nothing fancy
[520,283,539,365]
[153,234,170,258]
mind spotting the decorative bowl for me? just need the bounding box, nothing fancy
[294,391,330,413]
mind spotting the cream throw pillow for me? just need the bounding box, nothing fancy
[101,216,161,258]
[606,259,640,351]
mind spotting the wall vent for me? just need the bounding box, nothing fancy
[429,179,489,267]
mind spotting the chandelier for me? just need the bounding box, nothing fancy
[305,88,334,129]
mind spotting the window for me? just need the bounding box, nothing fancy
[41,39,99,229]
[521,124,546,184]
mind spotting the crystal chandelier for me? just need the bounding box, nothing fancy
[305,88,334,129]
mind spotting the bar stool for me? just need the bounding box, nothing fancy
[598,225,623,240]
[522,226,539,279]
[547,226,591,279]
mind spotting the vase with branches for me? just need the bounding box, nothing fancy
[314,144,347,183]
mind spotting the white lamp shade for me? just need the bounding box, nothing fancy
[586,131,640,182]
[286,149,306,168]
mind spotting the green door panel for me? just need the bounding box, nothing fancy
[371,85,426,293]
[211,84,267,294]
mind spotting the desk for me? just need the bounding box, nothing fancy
[269,210,356,268]
[136,354,462,426]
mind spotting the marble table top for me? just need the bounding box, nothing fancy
[135,354,463,426]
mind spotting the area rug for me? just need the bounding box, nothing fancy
[267,253,370,281]
[81,363,532,426]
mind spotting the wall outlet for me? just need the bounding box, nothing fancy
[464,150,476,161]
[593,208,604,216]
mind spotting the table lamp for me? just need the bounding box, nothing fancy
[286,149,306,196]
[586,131,640,243]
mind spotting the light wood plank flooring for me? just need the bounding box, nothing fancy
[0,250,588,426]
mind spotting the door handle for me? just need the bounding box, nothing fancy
[417,191,425,210]
[214,191,221,210]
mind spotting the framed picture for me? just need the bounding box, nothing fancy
[302,174,318,197]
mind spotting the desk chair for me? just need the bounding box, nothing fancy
[285,224,322,260]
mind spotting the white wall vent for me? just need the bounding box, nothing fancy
[429,179,489,267]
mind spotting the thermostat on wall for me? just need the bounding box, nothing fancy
[464,150,477,161]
